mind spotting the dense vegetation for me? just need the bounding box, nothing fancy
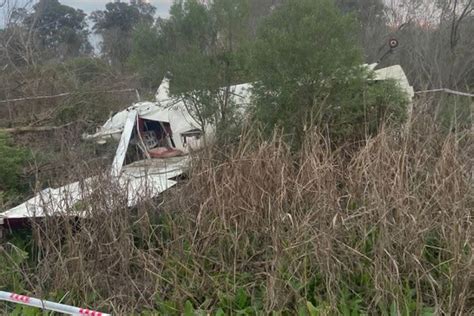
[0,0,473,315]
[0,133,30,205]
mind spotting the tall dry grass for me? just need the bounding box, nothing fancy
[1,105,473,314]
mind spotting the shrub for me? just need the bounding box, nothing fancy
[251,0,408,146]
[0,133,30,205]
[329,78,409,141]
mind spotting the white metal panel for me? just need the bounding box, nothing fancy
[1,157,188,222]
[110,110,137,178]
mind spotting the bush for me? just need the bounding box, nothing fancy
[434,94,473,133]
[0,133,30,205]
[328,78,409,141]
[129,23,166,89]
[251,0,407,146]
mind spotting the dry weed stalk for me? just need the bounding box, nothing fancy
[4,109,472,314]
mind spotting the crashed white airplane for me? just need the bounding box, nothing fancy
[0,64,414,228]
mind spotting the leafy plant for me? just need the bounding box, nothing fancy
[0,133,31,205]
[251,0,407,146]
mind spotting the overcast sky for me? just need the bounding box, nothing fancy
[0,1,174,50]
[1,0,173,25]
[60,0,173,17]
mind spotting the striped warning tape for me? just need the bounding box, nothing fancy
[9,293,30,304]
[0,291,110,315]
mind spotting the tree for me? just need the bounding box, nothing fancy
[335,0,385,22]
[246,0,283,35]
[131,0,251,139]
[335,0,389,62]
[91,1,155,68]
[251,0,407,146]
[383,0,473,90]
[23,0,91,59]
[0,8,36,69]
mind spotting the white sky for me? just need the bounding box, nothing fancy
[0,0,174,52]
[60,0,173,17]
[1,0,173,26]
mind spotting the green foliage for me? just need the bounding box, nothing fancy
[251,0,407,146]
[434,95,473,133]
[22,0,91,58]
[54,58,120,124]
[329,79,408,141]
[184,300,195,315]
[306,301,332,316]
[92,2,155,33]
[91,2,156,68]
[129,23,167,89]
[0,133,30,204]
[335,0,386,25]
[131,0,251,137]
[251,0,362,143]
[9,305,42,316]
[0,234,38,315]
[62,57,111,84]
[0,243,29,293]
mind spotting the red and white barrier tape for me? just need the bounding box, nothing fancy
[0,291,110,316]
